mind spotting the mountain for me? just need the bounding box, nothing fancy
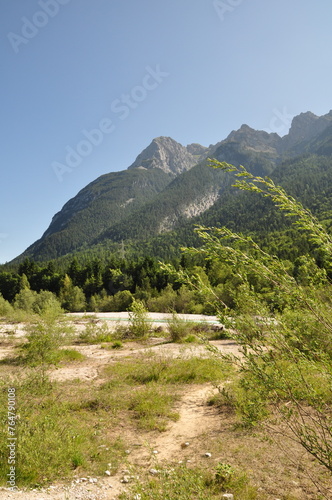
[281,110,332,153]
[24,167,171,261]
[127,136,207,175]
[13,110,332,264]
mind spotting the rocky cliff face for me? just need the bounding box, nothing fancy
[226,124,282,153]
[281,110,332,152]
[213,124,282,171]
[128,136,201,175]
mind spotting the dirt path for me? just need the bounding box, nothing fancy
[146,384,221,462]
[0,383,222,500]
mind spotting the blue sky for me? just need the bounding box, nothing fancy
[1,0,331,263]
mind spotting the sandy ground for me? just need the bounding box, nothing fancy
[0,313,235,500]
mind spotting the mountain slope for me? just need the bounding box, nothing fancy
[24,167,171,261]
[14,110,332,263]
[93,161,231,243]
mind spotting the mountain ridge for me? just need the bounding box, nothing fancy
[12,109,332,263]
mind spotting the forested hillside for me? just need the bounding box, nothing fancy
[11,110,332,264]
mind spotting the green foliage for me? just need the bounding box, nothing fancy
[174,159,332,474]
[103,352,232,386]
[78,320,113,344]
[31,290,63,317]
[59,274,86,312]
[13,288,38,312]
[166,311,197,343]
[21,317,74,367]
[127,383,178,431]
[215,462,235,485]
[128,299,150,338]
[0,293,14,316]
[95,289,134,312]
[111,340,123,349]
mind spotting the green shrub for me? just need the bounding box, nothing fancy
[215,462,235,485]
[0,293,14,317]
[32,290,63,317]
[78,320,113,343]
[128,299,150,338]
[21,317,74,367]
[111,340,123,349]
[13,288,37,312]
[166,311,195,342]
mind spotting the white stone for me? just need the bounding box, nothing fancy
[105,470,111,476]
[204,452,212,458]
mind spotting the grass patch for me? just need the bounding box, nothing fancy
[120,463,261,500]
[0,377,126,488]
[54,348,86,363]
[103,352,233,386]
[128,384,179,431]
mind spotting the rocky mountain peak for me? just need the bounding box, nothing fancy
[223,123,282,154]
[281,111,332,151]
[128,136,199,175]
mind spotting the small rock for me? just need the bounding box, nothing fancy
[105,470,111,476]
[222,495,234,500]
[80,477,88,481]
[121,475,130,483]
[152,450,158,454]
[204,452,212,458]
[181,442,190,448]
[125,449,131,454]
[149,468,159,475]
[133,495,142,500]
